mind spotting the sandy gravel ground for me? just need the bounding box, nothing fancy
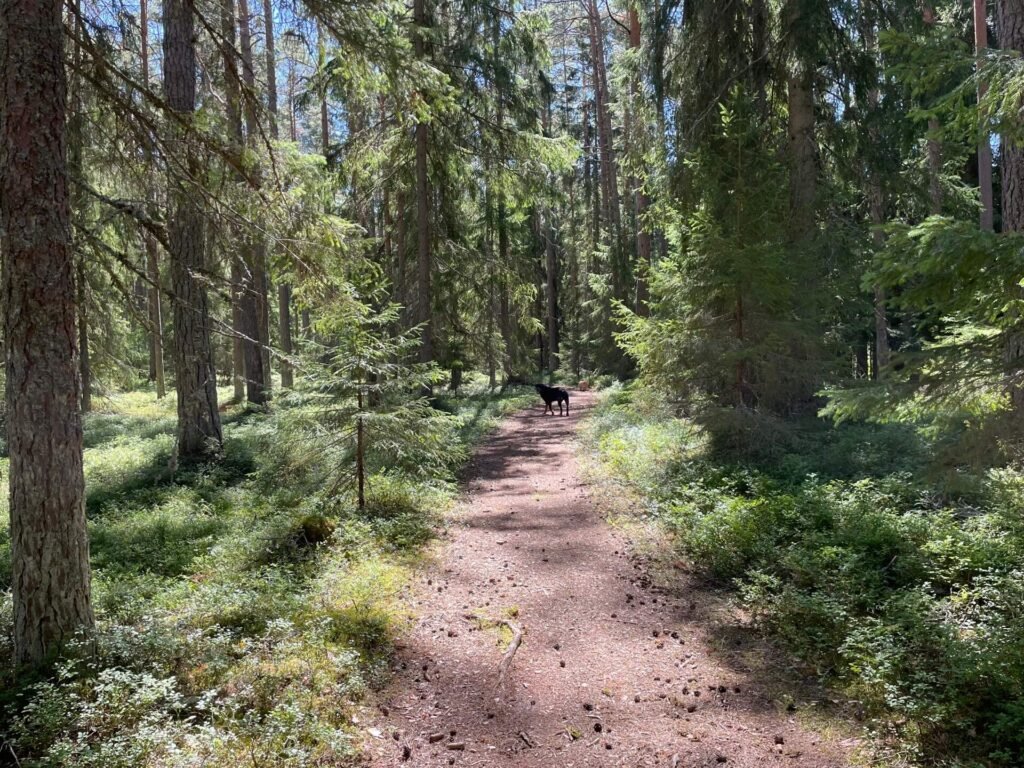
[363,391,854,768]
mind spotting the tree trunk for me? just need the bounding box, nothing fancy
[1,0,94,666]
[586,0,623,292]
[787,64,817,240]
[69,5,91,414]
[146,234,166,398]
[864,20,891,373]
[545,213,559,374]
[977,0,995,231]
[77,262,92,413]
[999,0,1024,409]
[414,0,433,367]
[141,0,165,398]
[1001,0,1024,232]
[356,387,365,509]
[629,5,652,314]
[237,0,269,402]
[264,0,292,387]
[165,0,223,458]
[222,0,246,403]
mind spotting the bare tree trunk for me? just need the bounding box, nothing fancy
[237,0,269,403]
[77,263,92,413]
[977,0,995,231]
[787,65,817,239]
[999,0,1024,409]
[542,97,559,374]
[629,5,652,315]
[864,20,891,372]
[69,3,91,413]
[586,0,622,284]
[414,0,433,367]
[141,0,165,398]
[2,0,94,666]
[870,192,891,372]
[262,0,278,141]
[414,0,432,364]
[263,0,292,388]
[221,0,246,403]
[146,236,166,398]
[165,0,223,458]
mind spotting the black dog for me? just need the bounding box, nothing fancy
[535,383,570,416]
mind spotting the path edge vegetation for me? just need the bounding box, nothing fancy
[580,384,1024,768]
[0,381,534,766]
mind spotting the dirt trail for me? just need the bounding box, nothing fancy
[364,392,853,767]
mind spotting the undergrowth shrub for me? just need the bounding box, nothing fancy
[1,381,528,766]
[585,384,1024,767]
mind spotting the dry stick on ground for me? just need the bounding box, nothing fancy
[494,619,524,690]
[466,613,525,690]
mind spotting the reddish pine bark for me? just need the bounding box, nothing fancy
[1,0,94,666]
[165,0,223,458]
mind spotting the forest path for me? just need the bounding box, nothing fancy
[363,391,853,768]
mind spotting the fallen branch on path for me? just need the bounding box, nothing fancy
[495,619,524,690]
[462,613,526,689]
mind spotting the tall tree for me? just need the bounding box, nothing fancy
[786,0,818,241]
[584,0,623,290]
[165,0,223,458]
[237,0,270,403]
[265,0,293,388]
[976,0,995,231]
[629,3,652,314]
[1,0,94,665]
[414,0,433,366]
[1000,0,1024,410]
[69,0,92,413]
[141,0,166,398]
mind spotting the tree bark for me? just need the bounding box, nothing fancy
[864,19,891,373]
[141,0,165,398]
[629,5,652,315]
[999,0,1024,409]
[77,262,92,413]
[264,0,292,387]
[585,0,623,294]
[69,1,91,413]
[165,0,223,458]
[237,0,269,402]
[977,0,995,231]
[924,4,944,214]
[787,65,817,240]
[414,0,433,366]
[221,0,247,402]
[1,0,94,666]
[543,97,559,374]
[1001,0,1024,232]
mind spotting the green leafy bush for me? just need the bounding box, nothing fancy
[586,385,1024,766]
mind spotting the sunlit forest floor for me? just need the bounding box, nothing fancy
[0,378,533,766]
[2,379,1023,766]
[363,390,854,768]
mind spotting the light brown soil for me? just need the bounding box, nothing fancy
[363,392,855,767]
